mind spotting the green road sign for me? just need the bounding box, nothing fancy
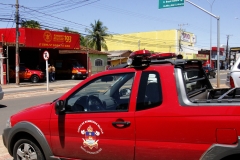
[159,0,184,9]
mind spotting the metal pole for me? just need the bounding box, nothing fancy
[46,60,49,91]
[217,18,220,88]
[186,0,218,19]
[186,0,220,88]
[15,0,19,85]
[206,0,216,68]
[210,6,212,67]
[6,46,9,83]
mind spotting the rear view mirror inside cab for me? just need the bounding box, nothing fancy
[101,76,114,82]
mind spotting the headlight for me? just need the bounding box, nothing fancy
[6,118,11,128]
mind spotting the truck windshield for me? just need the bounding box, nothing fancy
[72,61,84,68]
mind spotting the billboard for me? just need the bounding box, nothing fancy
[0,28,80,49]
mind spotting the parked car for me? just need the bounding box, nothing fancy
[226,56,240,88]
[9,65,45,83]
[202,66,216,78]
[0,86,4,100]
[55,59,88,80]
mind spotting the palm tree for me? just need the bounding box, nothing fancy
[85,20,111,51]
[63,27,71,33]
[80,34,87,47]
[21,20,41,29]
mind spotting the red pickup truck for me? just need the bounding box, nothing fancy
[3,50,240,160]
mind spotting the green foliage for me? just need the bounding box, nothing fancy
[21,20,41,29]
[63,27,78,34]
[85,19,112,51]
[80,35,87,47]
[63,27,86,47]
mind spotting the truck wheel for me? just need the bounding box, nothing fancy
[31,75,39,83]
[13,138,45,160]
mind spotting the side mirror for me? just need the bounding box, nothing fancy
[55,100,65,114]
[119,88,131,96]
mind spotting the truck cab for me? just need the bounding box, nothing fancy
[3,50,240,160]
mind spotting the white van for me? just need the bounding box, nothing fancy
[226,56,240,88]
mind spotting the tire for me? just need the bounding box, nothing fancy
[13,138,45,160]
[31,75,39,83]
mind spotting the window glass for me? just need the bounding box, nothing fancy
[237,63,240,69]
[95,59,103,66]
[183,69,207,93]
[66,73,135,112]
[136,72,162,111]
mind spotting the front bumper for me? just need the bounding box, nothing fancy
[74,73,88,78]
[2,128,12,155]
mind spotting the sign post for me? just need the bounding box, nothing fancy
[159,0,184,9]
[43,51,50,91]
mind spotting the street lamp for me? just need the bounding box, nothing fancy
[206,0,216,68]
[186,0,220,88]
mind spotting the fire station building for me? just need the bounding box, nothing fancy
[0,28,108,84]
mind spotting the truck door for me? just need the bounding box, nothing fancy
[134,70,203,160]
[50,70,139,160]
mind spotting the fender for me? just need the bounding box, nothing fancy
[201,137,240,160]
[5,121,60,160]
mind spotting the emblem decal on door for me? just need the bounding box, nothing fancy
[78,120,104,154]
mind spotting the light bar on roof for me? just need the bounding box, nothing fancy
[127,50,176,66]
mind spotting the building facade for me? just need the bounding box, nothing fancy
[104,30,200,60]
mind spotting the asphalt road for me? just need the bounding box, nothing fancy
[0,93,63,133]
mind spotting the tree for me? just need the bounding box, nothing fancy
[63,27,78,34]
[80,35,87,47]
[63,27,86,46]
[63,27,71,33]
[21,20,41,29]
[85,20,111,51]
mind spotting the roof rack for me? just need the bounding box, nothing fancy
[109,59,203,70]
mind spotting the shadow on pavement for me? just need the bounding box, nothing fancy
[0,105,7,108]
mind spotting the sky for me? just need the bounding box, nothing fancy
[0,0,239,51]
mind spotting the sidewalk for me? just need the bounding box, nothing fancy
[1,80,80,92]
[0,137,11,160]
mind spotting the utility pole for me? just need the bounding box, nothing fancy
[225,35,232,69]
[178,23,188,55]
[15,0,19,85]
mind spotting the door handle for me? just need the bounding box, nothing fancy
[112,121,130,128]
